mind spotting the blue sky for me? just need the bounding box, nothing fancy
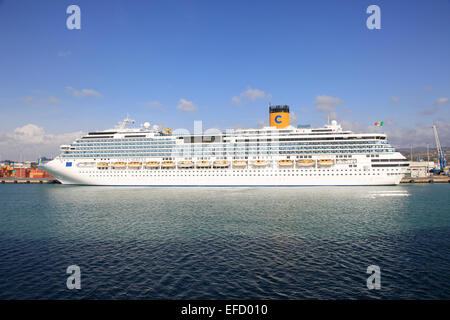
[0,0,449,159]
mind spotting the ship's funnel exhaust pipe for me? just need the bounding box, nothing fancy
[269,105,290,129]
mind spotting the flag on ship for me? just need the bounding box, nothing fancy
[374,121,384,126]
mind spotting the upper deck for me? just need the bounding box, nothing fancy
[58,117,394,159]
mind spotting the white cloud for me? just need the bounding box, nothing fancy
[232,87,272,105]
[315,95,342,120]
[20,96,34,104]
[47,96,61,105]
[0,124,83,160]
[177,98,197,112]
[425,86,433,92]
[231,96,241,104]
[256,120,267,128]
[421,97,449,115]
[11,124,46,144]
[391,96,400,103]
[315,95,342,111]
[422,106,439,115]
[290,111,298,124]
[144,101,163,109]
[20,95,61,105]
[433,97,449,106]
[246,88,268,101]
[66,86,102,98]
[341,106,353,114]
[58,51,71,57]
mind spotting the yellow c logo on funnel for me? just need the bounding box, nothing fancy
[270,112,289,128]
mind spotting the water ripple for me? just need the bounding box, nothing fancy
[0,184,449,299]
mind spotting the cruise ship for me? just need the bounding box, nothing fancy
[43,106,409,186]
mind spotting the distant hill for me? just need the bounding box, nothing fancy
[397,147,449,162]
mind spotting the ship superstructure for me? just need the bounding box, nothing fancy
[44,106,409,185]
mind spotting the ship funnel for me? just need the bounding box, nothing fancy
[269,105,290,129]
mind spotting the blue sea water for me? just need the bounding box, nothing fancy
[0,184,449,299]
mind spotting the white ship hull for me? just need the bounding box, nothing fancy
[46,113,409,186]
[44,158,405,186]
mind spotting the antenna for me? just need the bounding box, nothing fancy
[115,114,135,129]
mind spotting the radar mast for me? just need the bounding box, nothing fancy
[115,114,135,129]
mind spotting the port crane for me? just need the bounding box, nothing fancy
[432,125,448,175]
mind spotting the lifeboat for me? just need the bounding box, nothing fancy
[278,159,293,167]
[145,161,160,168]
[213,160,230,168]
[317,159,334,167]
[196,161,211,168]
[178,161,194,168]
[252,160,268,167]
[128,162,142,168]
[296,159,315,167]
[161,161,176,168]
[232,160,247,168]
[97,162,109,168]
[112,162,126,169]
[77,162,96,168]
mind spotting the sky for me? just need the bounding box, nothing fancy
[0,0,449,160]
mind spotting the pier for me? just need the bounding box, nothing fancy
[0,178,59,184]
[401,177,450,183]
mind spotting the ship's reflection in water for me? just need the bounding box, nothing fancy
[0,185,449,299]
